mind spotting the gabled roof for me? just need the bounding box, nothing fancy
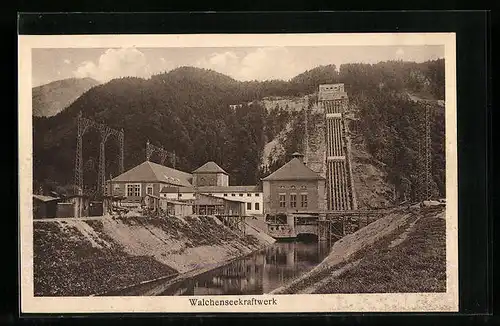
[261,158,325,181]
[192,161,228,174]
[111,161,192,187]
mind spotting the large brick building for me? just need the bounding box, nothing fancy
[261,152,326,215]
[107,160,263,215]
[106,160,193,204]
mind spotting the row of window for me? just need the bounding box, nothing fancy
[279,193,308,208]
[223,193,260,197]
[279,185,307,190]
[126,184,262,199]
[247,202,260,211]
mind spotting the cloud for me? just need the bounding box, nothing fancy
[64,59,71,64]
[395,48,405,59]
[195,47,307,81]
[73,48,175,82]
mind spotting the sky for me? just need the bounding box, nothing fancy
[32,45,444,87]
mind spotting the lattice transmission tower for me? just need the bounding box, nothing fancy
[416,104,432,201]
[145,140,177,168]
[74,112,124,196]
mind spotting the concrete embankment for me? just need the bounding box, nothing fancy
[34,214,275,296]
[271,205,446,294]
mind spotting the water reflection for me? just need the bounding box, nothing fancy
[159,239,331,296]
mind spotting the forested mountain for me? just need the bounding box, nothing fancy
[32,77,99,117]
[33,60,445,200]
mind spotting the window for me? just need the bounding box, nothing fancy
[279,194,286,208]
[146,185,153,195]
[179,193,183,197]
[247,203,252,210]
[247,193,252,197]
[290,194,297,208]
[231,193,236,197]
[239,193,243,197]
[255,202,260,210]
[255,193,260,197]
[126,184,141,197]
[301,194,308,208]
[224,193,228,197]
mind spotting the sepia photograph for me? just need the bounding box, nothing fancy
[19,33,458,313]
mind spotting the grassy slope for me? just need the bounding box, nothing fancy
[34,221,176,296]
[33,214,271,296]
[280,206,446,294]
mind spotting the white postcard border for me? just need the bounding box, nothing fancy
[18,32,458,313]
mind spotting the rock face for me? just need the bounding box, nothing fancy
[32,77,99,117]
[259,94,394,209]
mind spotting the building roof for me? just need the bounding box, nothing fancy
[261,158,325,181]
[160,186,195,193]
[160,185,261,193]
[111,161,192,187]
[194,193,246,204]
[33,195,60,202]
[195,185,261,193]
[192,161,228,174]
[160,198,193,205]
[221,197,247,204]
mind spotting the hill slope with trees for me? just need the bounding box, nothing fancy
[33,60,445,200]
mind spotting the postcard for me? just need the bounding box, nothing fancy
[19,32,458,313]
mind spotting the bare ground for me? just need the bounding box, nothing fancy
[33,214,274,296]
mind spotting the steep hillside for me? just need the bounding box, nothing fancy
[259,94,393,209]
[272,205,446,294]
[34,214,274,296]
[34,61,445,202]
[32,77,99,117]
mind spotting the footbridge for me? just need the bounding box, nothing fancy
[266,208,395,242]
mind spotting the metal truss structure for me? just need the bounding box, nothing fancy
[74,112,124,196]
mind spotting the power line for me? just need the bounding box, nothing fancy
[74,112,124,196]
[145,140,177,168]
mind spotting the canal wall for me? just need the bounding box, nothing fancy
[271,205,446,294]
[33,214,275,296]
[270,206,416,294]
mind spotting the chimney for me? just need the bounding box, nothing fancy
[291,152,304,163]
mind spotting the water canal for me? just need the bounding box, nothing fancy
[154,237,332,296]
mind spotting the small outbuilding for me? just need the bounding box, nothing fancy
[142,194,161,213]
[33,195,59,219]
[57,194,90,218]
[159,199,193,217]
[192,193,246,216]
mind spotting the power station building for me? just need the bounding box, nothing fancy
[261,152,326,215]
[107,160,263,215]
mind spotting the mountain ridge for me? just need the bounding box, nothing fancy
[33,61,445,202]
[32,77,100,117]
